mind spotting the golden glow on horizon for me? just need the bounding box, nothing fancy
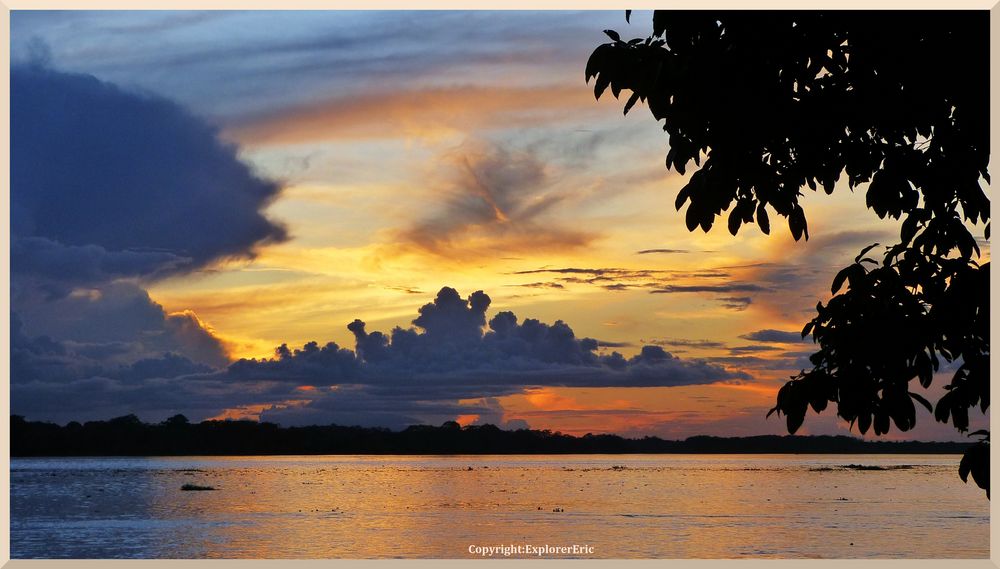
[139,60,990,438]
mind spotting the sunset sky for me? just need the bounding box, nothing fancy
[10,10,989,440]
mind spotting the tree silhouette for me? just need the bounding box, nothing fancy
[586,10,989,496]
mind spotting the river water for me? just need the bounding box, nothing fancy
[10,454,988,558]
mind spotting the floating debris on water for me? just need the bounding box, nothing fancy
[181,483,216,491]
[809,464,915,472]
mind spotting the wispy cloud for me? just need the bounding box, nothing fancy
[739,329,809,343]
[382,141,599,259]
[649,284,769,294]
[636,248,690,254]
[226,84,601,146]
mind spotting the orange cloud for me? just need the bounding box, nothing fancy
[522,387,637,413]
[454,414,480,427]
[206,399,311,422]
[224,84,599,146]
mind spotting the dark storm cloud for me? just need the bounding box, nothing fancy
[12,65,286,277]
[11,237,190,289]
[11,65,287,382]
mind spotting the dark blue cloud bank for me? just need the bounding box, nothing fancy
[12,64,286,282]
[11,64,287,415]
[13,287,748,428]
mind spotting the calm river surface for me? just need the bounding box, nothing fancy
[10,454,988,559]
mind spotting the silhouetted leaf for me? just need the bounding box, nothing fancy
[604,29,621,42]
[959,440,989,497]
[727,207,742,236]
[854,243,880,264]
[675,185,691,210]
[594,73,611,100]
[584,45,610,81]
[909,392,933,413]
[757,202,770,234]
[874,411,889,435]
[684,202,700,232]
[623,91,640,115]
[953,405,969,432]
[857,412,872,435]
[786,409,805,434]
[788,206,808,241]
[831,266,851,294]
[801,321,814,339]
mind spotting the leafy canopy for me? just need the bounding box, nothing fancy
[587,10,989,496]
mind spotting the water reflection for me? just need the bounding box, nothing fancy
[10,454,989,558]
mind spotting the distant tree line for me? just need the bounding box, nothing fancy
[10,414,972,456]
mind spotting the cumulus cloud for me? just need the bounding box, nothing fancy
[219,287,747,397]
[13,282,230,368]
[12,286,749,427]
